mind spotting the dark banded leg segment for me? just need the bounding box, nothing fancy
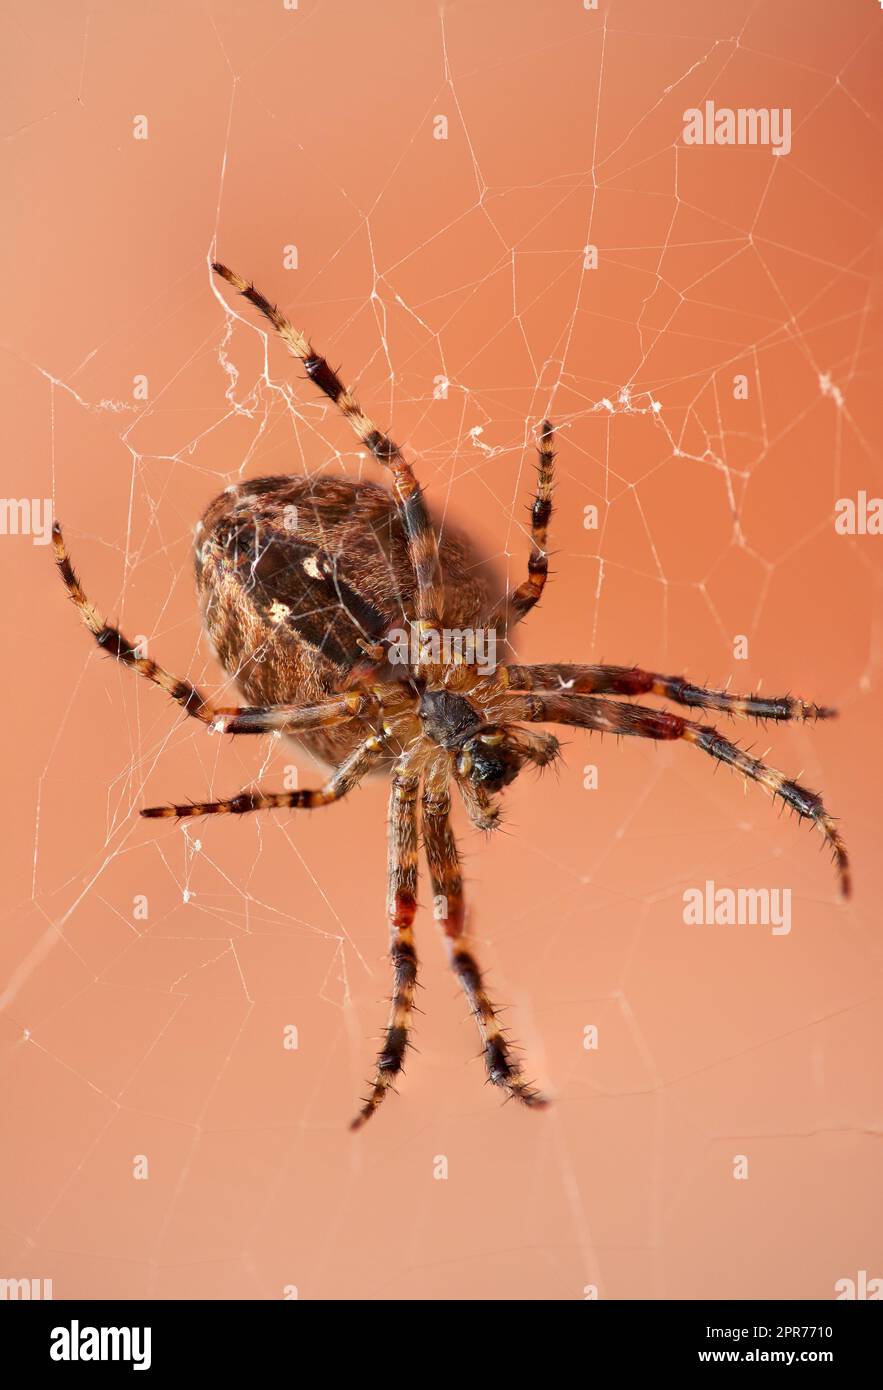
[423,760,548,1111]
[141,734,386,820]
[496,692,850,896]
[503,663,836,724]
[490,420,555,635]
[212,262,445,642]
[54,523,214,723]
[215,691,382,736]
[351,766,420,1130]
[54,522,366,738]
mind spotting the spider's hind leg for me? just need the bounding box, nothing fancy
[53,522,213,723]
[212,261,445,646]
[490,420,556,640]
[54,522,367,742]
[141,734,386,819]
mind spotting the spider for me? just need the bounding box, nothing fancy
[53,261,850,1130]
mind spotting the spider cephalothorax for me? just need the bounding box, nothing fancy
[418,690,547,793]
[54,261,850,1130]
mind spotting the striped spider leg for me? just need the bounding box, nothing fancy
[53,520,380,738]
[422,753,548,1111]
[492,689,850,897]
[503,663,837,724]
[211,262,444,665]
[351,756,421,1130]
[53,518,409,815]
[489,419,556,639]
[142,733,390,821]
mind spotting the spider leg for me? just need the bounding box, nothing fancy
[212,262,445,651]
[54,522,367,735]
[503,663,836,723]
[54,522,216,722]
[489,420,555,637]
[350,760,421,1130]
[215,690,389,736]
[423,756,549,1111]
[495,692,850,896]
[141,733,386,819]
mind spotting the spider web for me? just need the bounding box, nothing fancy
[3,0,883,1300]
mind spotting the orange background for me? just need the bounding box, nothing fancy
[2,0,882,1300]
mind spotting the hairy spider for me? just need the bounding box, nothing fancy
[54,261,850,1130]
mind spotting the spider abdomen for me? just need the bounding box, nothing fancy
[194,473,499,765]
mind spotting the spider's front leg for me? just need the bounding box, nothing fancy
[503,663,837,724]
[496,691,850,896]
[350,757,421,1130]
[423,756,548,1111]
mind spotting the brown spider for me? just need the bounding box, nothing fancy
[54,261,850,1130]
